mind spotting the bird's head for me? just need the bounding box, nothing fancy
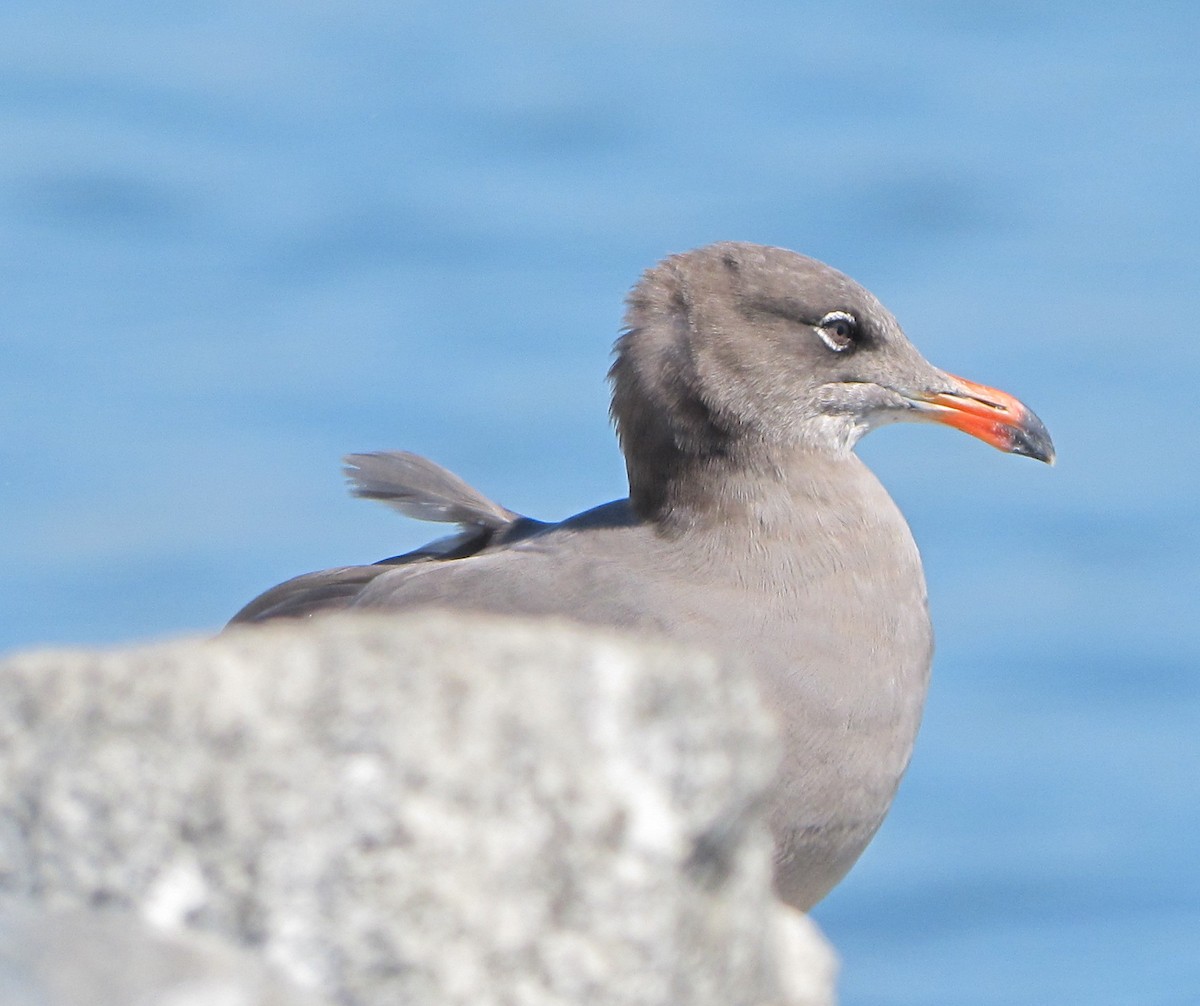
[610,242,1053,512]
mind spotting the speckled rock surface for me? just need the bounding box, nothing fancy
[0,896,327,1005]
[0,612,836,1005]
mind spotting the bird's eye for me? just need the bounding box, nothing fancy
[816,311,858,352]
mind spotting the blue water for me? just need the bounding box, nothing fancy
[2,3,1197,1002]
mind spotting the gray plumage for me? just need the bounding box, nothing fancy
[230,242,1053,909]
[344,451,519,530]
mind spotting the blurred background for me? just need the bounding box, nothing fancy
[2,2,1197,1003]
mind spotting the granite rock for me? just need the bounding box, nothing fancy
[0,612,836,1005]
[0,896,327,1005]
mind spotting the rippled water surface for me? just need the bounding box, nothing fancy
[3,4,1198,1003]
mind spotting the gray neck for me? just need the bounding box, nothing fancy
[633,442,873,537]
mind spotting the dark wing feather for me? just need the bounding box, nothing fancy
[227,566,396,624]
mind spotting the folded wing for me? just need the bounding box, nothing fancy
[227,452,546,626]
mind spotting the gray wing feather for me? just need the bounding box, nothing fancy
[344,451,518,529]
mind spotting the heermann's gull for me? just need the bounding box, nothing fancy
[230,242,1054,909]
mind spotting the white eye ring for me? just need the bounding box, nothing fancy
[816,311,857,352]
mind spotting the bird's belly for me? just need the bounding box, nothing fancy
[717,575,933,910]
[765,694,923,910]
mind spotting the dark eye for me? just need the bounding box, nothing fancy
[816,311,858,352]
